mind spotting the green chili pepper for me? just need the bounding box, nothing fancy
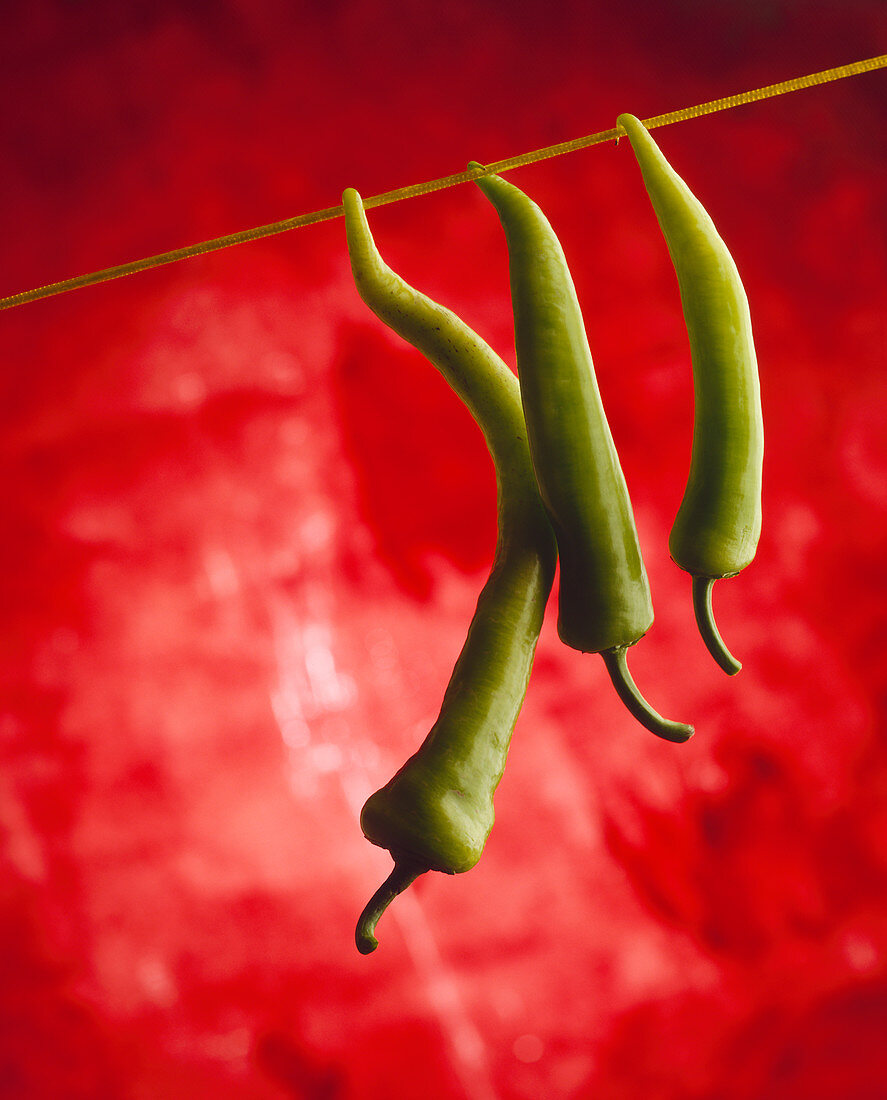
[471,164,693,744]
[343,188,557,954]
[617,114,763,675]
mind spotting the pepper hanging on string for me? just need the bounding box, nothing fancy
[472,163,693,743]
[343,187,557,954]
[617,113,763,674]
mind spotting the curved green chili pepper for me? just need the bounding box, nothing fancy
[617,114,763,675]
[343,188,557,954]
[471,164,693,744]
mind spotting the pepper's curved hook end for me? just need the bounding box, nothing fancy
[601,646,694,744]
[355,859,427,956]
[355,930,377,954]
[692,576,742,676]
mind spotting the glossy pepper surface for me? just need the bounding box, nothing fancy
[343,188,557,953]
[472,165,693,743]
[617,114,764,674]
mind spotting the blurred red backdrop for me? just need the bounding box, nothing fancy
[2,2,887,1097]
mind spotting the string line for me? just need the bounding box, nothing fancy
[2,52,885,312]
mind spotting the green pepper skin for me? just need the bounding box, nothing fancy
[343,188,557,953]
[472,167,693,743]
[617,114,764,675]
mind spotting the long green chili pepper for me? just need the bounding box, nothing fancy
[617,114,763,676]
[343,188,558,954]
[471,165,693,744]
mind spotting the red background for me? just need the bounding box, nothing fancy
[2,2,887,1097]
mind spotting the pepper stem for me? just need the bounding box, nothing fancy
[355,858,428,955]
[601,646,694,743]
[692,575,741,676]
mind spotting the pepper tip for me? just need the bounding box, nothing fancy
[601,646,695,745]
[355,925,379,955]
[691,576,742,676]
[354,859,426,957]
